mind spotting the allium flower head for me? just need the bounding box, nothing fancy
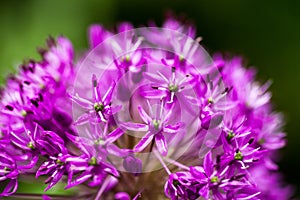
[0,17,293,200]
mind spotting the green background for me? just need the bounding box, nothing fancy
[0,0,299,198]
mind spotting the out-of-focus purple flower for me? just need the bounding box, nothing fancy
[123,154,142,175]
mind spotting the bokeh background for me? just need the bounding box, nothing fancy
[0,0,299,198]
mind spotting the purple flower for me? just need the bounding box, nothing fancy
[165,152,260,200]
[0,152,19,196]
[122,102,184,156]
[70,74,121,124]
[141,67,200,112]
[35,131,71,191]
[123,154,142,175]
[65,156,118,189]
[164,171,200,200]
[65,125,123,188]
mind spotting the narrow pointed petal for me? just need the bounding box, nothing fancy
[121,122,148,132]
[203,151,213,176]
[134,132,154,152]
[68,93,92,109]
[107,144,129,157]
[143,72,166,84]
[106,128,124,143]
[140,89,167,99]
[137,105,152,123]
[103,81,116,105]
[155,133,168,156]
[74,113,90,126]
[163,122,183,133]
[65,171,92,189]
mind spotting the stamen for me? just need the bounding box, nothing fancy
[167,92,175,104]
[98,111,107,123]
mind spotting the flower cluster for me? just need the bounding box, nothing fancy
[0,18,293,199]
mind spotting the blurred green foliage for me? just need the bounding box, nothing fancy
[0,0,299,197]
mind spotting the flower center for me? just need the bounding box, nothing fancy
[208,97,214,104]
[94,138,105,146]
[152,119,160,130]
[88,157,97,166]
[227,131,235,140]
[234,150,243,161]
[21,110,27,117]
[179,55,184,62]
[173,180,180,186]
[4,166,11,171]
[258,138,265,144]
[27,141,35,150]
[56,159,64,166]
[210,176,219,183]
[168,84,178,92]
[94,102,104,112]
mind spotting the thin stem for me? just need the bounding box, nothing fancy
[153,150,171,175]
[94,176,111,200]
[163,157,189,171]
[143,138,155,172]
[8,193,75,200]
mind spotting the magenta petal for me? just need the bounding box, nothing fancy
[198,185,209,199]
[65,171,92,189]
[68,93,92,109]
[137,105,152,123]
[111,105,122,114]
[143,72,166,84]
[74,113,90,126]
[106,128,124,143]
[1,179,18,196]
[106,144,129,157]
[155,133,168,156]
[203,152,213,176]
[140,89,167,99]
[103,81,116,105]
[115,192,131,200]
[163,103,175,123]
[134,132,154,152]
[44,169,65,191]
[121,122,148,132]
[89,24,109,48]
[163,122,183,134]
